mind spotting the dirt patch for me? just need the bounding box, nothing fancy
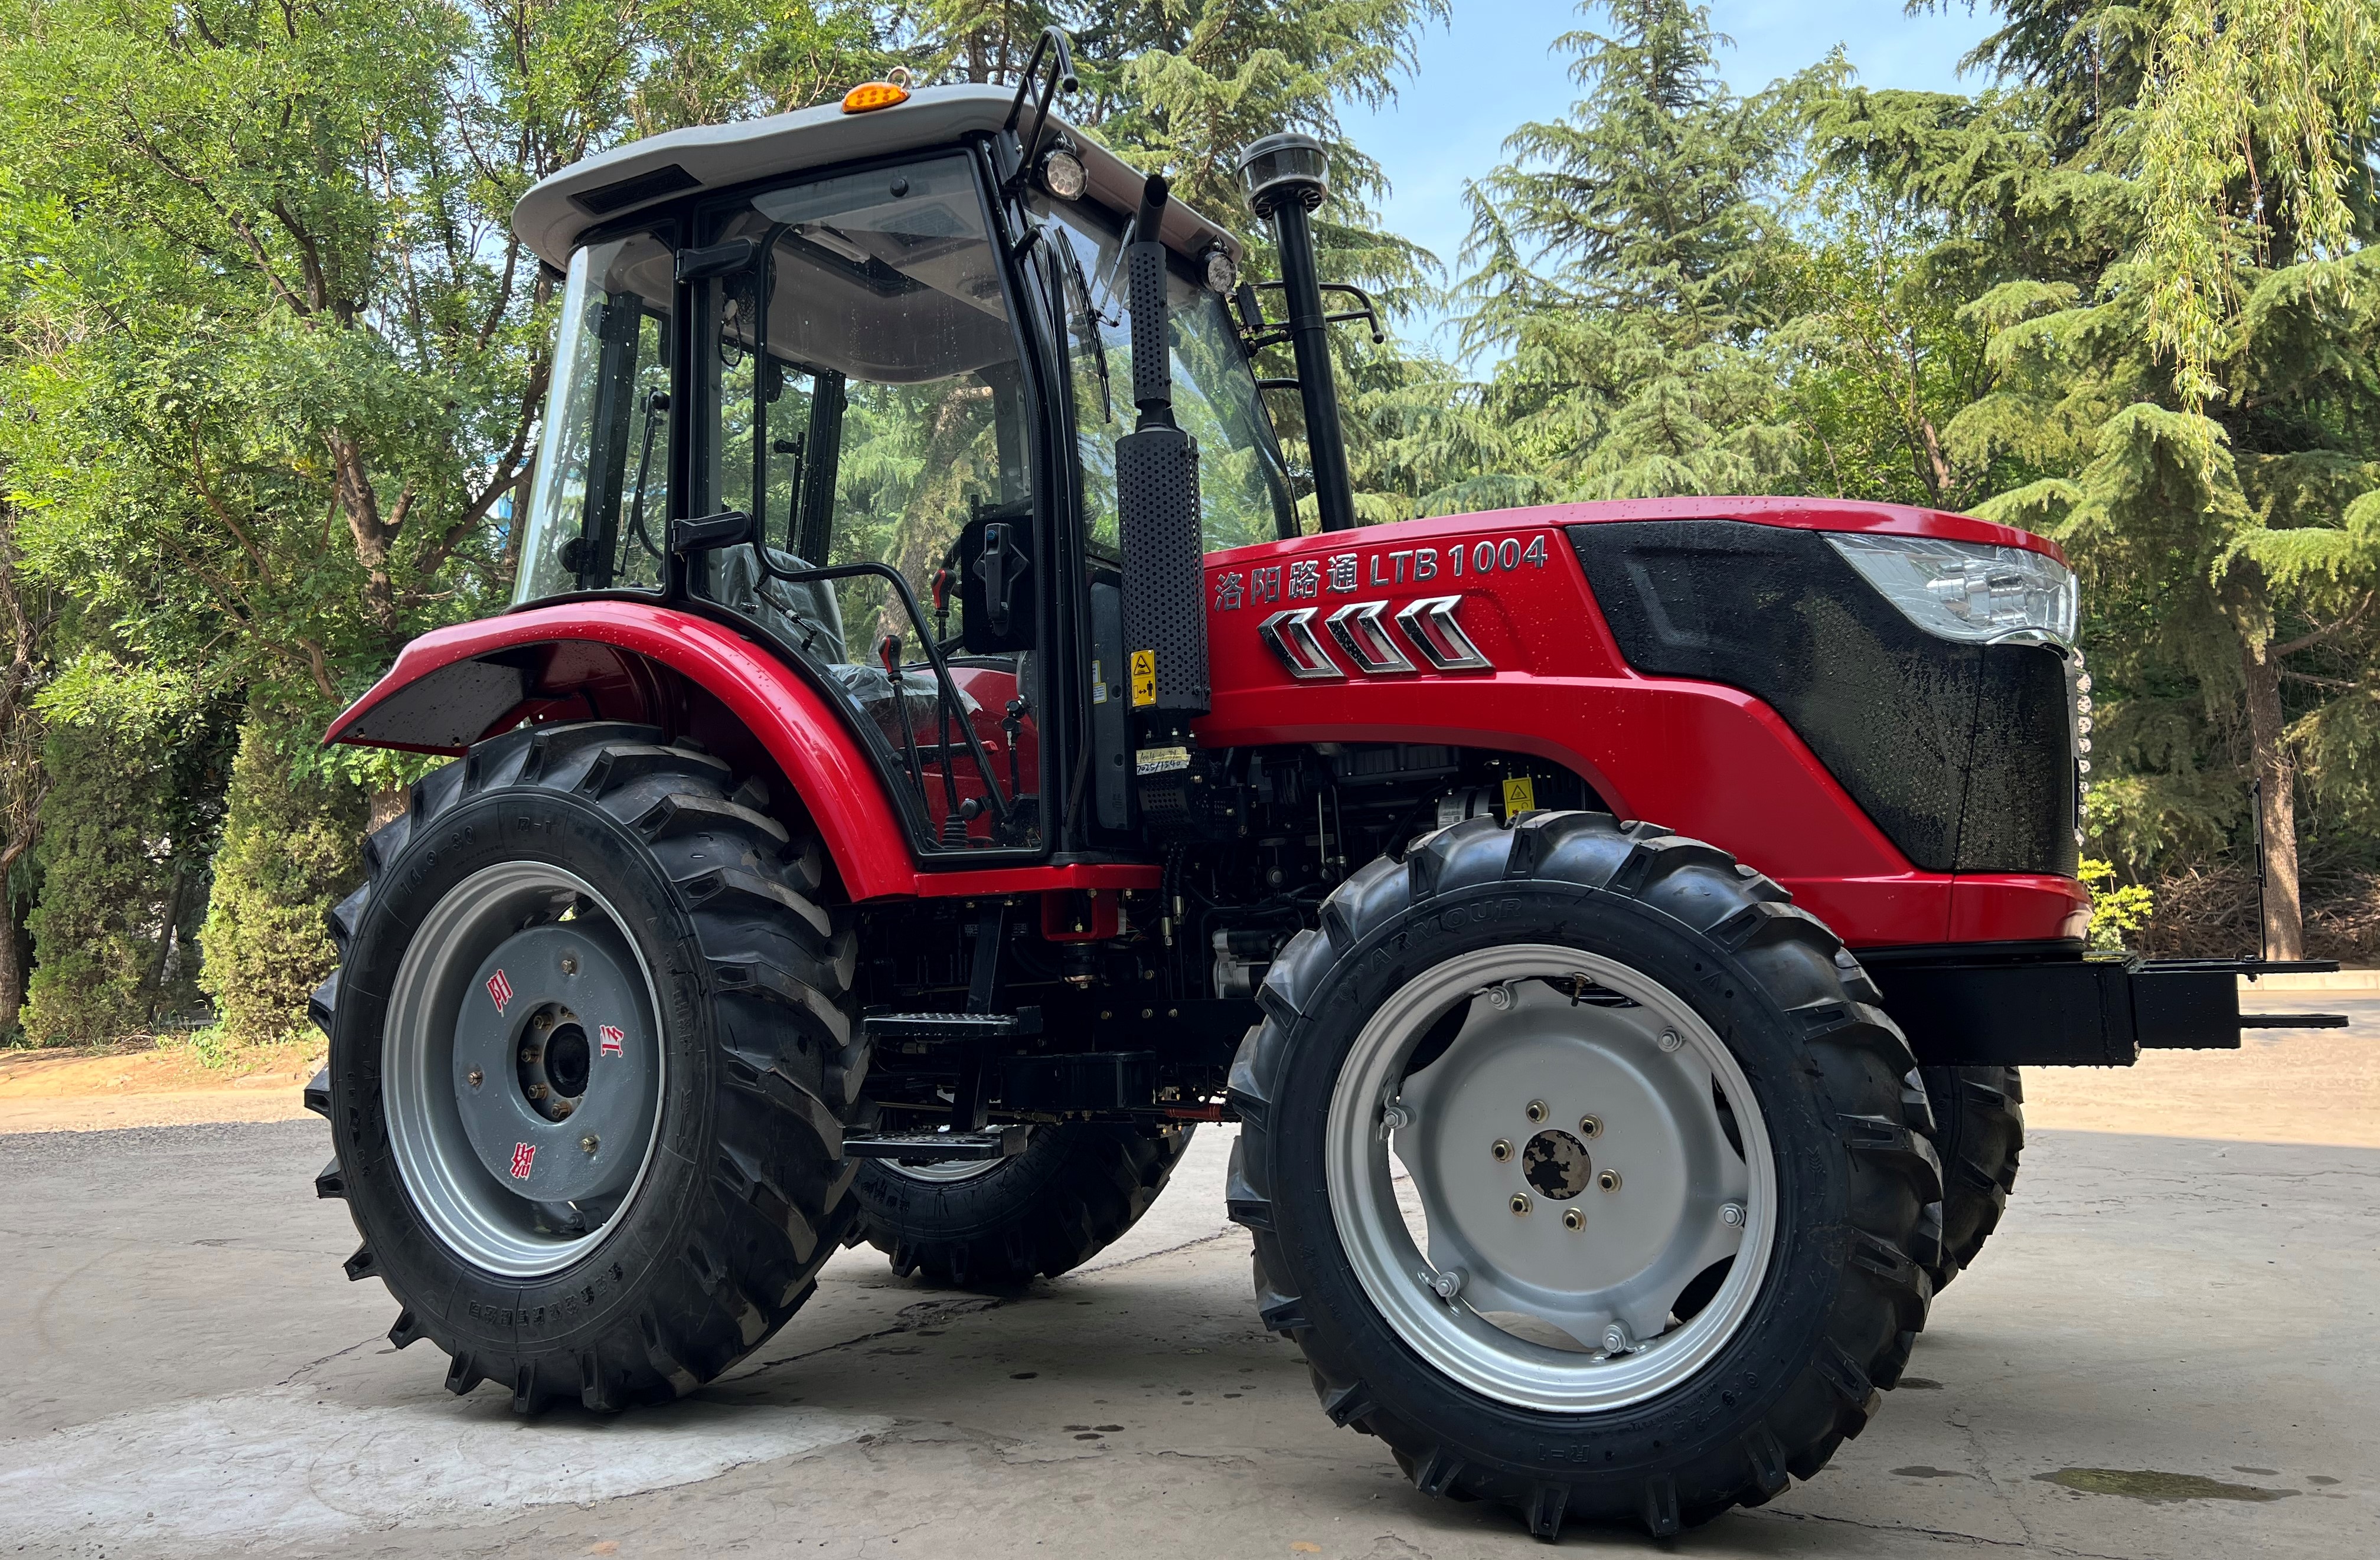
[0,1041,322,1133]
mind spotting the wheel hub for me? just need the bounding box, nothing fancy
[520,1008,596,1117]
[1521,1129,1591,1200]
[1327,945,1777,1412]
[384,863,667,1277]
[452,924,656,1209]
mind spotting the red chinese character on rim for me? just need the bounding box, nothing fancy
[486,968,513,1015]
[509,1142,537,1180]
[599,1024,625,1057]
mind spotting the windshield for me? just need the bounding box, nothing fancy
[1038,201,1296,555]
[514,233,675,602]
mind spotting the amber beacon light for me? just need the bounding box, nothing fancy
[841,78,910,114]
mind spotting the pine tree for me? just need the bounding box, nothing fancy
[1826,0,2380,958]
[1455,0,1821,499]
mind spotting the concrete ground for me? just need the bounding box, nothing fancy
[1,1006,2375,1558]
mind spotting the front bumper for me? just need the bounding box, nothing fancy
[1864,945,2349,1067]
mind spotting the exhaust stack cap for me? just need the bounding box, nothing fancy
[1238,132,1330,218]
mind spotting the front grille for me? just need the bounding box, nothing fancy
[1569,520,2079,876]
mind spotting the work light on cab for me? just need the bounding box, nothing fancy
[1038,145,1086,200]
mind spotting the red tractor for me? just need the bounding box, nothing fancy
[307,41,2339,1538]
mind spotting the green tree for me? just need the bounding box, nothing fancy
[0,501,53,1037]
[199,718,366,1044]
[1455,0,1820,499]
[17,648,237,1043]
[0,0,892,1044]
[1818,0,2380,957]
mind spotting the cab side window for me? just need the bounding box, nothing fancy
[514,233,675,603]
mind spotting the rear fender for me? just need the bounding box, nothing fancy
[326,601,918,900]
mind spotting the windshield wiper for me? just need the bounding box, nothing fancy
[1056,237,1113,425]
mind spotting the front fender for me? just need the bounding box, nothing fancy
[327,601,919,901]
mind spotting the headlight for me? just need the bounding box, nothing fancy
[1202,247,1238,294]
[1825,532,2077,644]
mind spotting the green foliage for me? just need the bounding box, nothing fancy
[0,0,2369,998]
[0,0,893,741]
[1449,0,1825,500]
[198,719,364,1046]
[15,691,228,1043]
[2079,858,2156,949]
[2136,0,2380,407]
[19,720,162,1044]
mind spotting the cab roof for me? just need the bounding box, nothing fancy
[512,84,1243,270]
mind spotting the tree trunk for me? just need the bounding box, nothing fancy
[2240,630,2306,960]
[370,782,409,832]
[146,864,194,998]
[0,884,23,1039]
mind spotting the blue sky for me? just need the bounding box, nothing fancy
[1342,0,2004,355]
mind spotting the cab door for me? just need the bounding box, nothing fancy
[684,151,1060,859]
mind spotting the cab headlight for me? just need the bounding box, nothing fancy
[1825,532,2077,644]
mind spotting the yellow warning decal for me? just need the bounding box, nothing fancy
[1501,774,1537,818]
[1129,649,1157,708]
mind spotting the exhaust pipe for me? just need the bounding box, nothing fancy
[1116,175,1210,732]
[1238,133,1357,534]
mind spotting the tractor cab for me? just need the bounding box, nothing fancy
[507,73,1296,861]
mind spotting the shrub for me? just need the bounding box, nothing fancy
[198,719,364,1045]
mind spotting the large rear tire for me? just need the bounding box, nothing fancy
[309,721,863,1411]
[1227,813,1940,1538]
[1918,1065,2023,1290]
[853,1123,1194,1287]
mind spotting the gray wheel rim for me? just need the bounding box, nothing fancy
[1325,943,1778,1412]
[383,861,668,1278]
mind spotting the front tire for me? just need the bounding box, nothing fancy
[1227,813,1940,1538]
[311,721,863,1412]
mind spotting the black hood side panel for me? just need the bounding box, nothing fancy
[1568,520,2077,877]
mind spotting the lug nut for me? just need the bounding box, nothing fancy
[1598,1169,1622,1193]
[1427,1268,1464,1303]
[1562,1207,1584,1231]
[466,1069,484,1088]
[553,1098,574,1117]
[520,1046,542,1064]
[581,1135,599,1155]
[1381,1101,1413,1130]
[1524,1099,1547,1123]
[527,1082,548,1100]
[1602,1321,1635,1354]
[534,1013,552,1031]
[560,954,579,975]
[1578,1114,1602,1139]
[1510,1192,1532,1216]
[1657,1029,1683,1053]
[1491,1138,1513,1162]
[1720,1202,1746,1227]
